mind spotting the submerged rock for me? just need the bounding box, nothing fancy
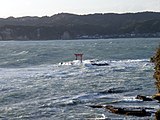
[107,87,126,94]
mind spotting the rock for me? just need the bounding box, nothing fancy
[89,105,152,117]
[89,105,103,108]
[105,106,151,117]
[155,81,160,93]
[153,93,160,101]
[136,95,153,101]
[107,87,126,93]
[91,63,109,66]
[155,109,160,120]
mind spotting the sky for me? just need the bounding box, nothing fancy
[0,0,160,18]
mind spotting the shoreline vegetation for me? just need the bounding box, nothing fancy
[0,12,160,40]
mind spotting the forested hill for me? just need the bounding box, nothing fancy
[0,12,160,40]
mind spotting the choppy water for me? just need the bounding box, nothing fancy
[0,38,159,120]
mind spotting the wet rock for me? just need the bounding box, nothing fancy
[89,105,103,108]
[107,87,126,93]
[136,95,153,101]
[89,105,152,117]
[91,63,109,66]
[105,106,151,117]
[99,87,142,94]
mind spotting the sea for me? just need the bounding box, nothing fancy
[0,38,159,120]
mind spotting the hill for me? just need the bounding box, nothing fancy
[0,12,160,40]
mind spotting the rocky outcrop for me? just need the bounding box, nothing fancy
[155,109,160,120]
[152,47,160,95]
[152,47,160,119]
[89,47,160,119]
[153,93,160,101]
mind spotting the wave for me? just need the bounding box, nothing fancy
[11,51,29,56]
[111,59,149,63]
[59,58,150,65]
[57,58,152,71]
[0,56,151,69]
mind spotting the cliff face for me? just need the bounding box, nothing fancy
[152,47,160,92]
[152,47,160,120]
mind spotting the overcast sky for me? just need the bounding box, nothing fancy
[0,0,160,18]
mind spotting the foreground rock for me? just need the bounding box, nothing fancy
[153,93,160,102]
[89,105,152,117]
[151,47,160,119]
[155,109,160,120]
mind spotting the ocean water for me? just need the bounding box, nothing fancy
[0,38,159,120]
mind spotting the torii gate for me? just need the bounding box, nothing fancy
[74,53,83,63]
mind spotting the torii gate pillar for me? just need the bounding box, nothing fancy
[74,54,83,63]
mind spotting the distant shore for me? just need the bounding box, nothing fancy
[0,12,160,40]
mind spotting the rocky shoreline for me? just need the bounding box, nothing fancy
[89,46,160,119]
[89,94,157,118]
[151,47,160,119]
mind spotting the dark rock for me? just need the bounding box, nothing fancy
[155,109,160,120]
[89,105,103,108]
[105,106,151,117]
[89,105,152,117]
[136,95,153,101]
[107,87,126,93]
[91,63,109,66]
